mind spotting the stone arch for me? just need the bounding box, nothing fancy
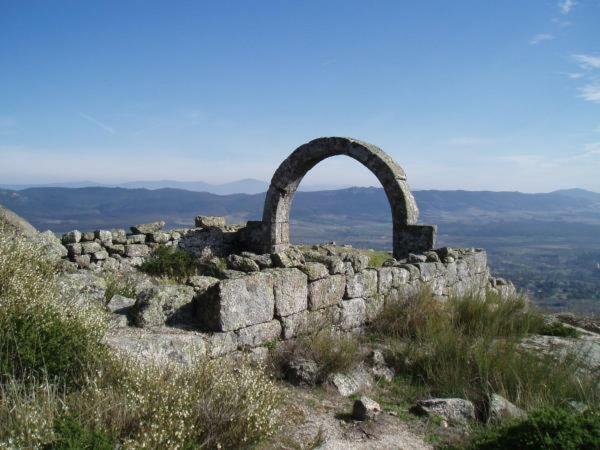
[261,137,436,259]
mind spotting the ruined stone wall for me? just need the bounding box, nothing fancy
[54,218,514,362]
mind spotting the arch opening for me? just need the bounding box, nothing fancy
[259,137,436,259]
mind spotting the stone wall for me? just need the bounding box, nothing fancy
[55,217,515,362]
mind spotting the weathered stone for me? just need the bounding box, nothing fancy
[132,285,196,327]
[66,243,82,257]
[304,252,345,275]
[240,252,273,269]
[377,267,395,294]
[424,250,441,263]
[126,234,146,244]
[0,204,38,237]
[104,327,206,365]
[81,241,102,254]
[328,365,373,397]
[81,231,95,241]
[286,358,319,386]
[102,257,120,271]
[236,320,282,348]
[227,254,260,272]
[412,398,476,425]
[220,269,247,279]
[57,271,106,306]
[204,331,238,357]
[392,267,411,287]
[272,246,305,268]
[125,244,150,258]
[339,298,367,330]
[301,262,329,281]
[265,268,308,317]
[195,215,226,228]
[487,394,526,424]
[92,250,109,261]
[343,253,370,272]
[280,310,309,339]
[30,231,68,263]
[106,294,136,313]
[364,294,385,322]
[62,230,82,244]
[73,254,91,268]
[308,275,345,310]
[352,396,382,421]
[110,229,127,244]
[131,221,165,235]
[408,253,427,263]
[186,275,220,295]
[106,243,125,256]
[95,230,112,244]
[346,269,377,299]
[148,232,170,244]
[198,272,275,332]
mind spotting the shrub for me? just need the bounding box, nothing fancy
[539,321,580,338]
[0,227,107,384]
[103,273,136,302]
[466,407,600,450]
[371,290,597,411]
[50,415,115,450]
[139,246,197,281]
[272,326,362,383]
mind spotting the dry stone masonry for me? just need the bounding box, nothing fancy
[53,137,516,362]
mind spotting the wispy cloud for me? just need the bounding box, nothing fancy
[529,33,554,45]
[572,54,600,70]
[446,137,494,146]
[78,112,115,134]
[578,84,600,103]
[551,17,572,27]
[558,0,577,15]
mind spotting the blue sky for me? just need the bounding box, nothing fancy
[1,0,599,192]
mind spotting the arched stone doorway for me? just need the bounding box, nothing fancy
[258,137,436,259]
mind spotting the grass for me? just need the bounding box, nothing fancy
[456,406,600,450]
[103,272,137,302]
[271,326,363,383]
[0,227,285,449]
[370,289,598,413]
[367,250,392,268]
[139,246,198,281]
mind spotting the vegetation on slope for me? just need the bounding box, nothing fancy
[0,227,284,449]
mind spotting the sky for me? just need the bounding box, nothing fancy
[1,0,599,192]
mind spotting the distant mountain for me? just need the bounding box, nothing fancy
[2,186,600,233]
[0,178,270,195]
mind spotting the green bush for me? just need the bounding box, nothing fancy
[139,246,197,281]
[0,228,107,385]
[467,407,600,450]
[49,415,115,450]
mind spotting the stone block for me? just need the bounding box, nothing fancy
[236,320,282,348]
[80,241,102,255]
[340,298,367,330]
[62,230,82,244]
[131,221,165,235]
[198,272,275,332]
[125,244,150,258]
[148,232,170,244]
[95,230,112,244]
[301,262,329,281]
[346,269,377,299]
[308,274,345,310]
[267,268,308,317]
[110,229,127,244]
[132,285,196,327]
[126,234,146,244]
[195,215,226,228]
